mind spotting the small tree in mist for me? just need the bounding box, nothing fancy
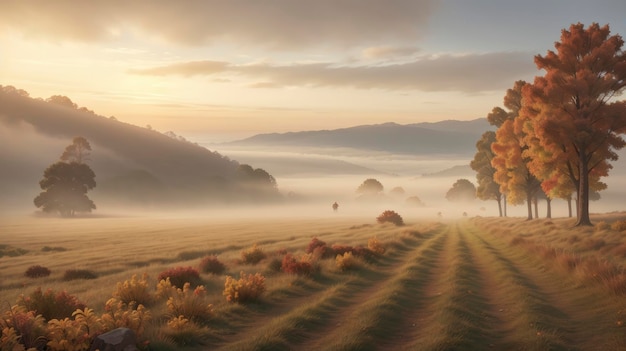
[34,137,96,217]
[445,179,477,203]
[356,178,383,195]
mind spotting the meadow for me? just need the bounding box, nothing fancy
[2,212,626,350]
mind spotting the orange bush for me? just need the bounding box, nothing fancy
[376,210,404,226]
[158,266,201,288]
[281,253,314,276]
[223,272,266,303]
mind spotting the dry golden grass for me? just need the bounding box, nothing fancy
[2,213,626,350]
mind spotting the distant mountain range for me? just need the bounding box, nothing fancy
[225,119,494,156]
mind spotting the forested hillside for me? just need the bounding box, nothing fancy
[0,86,279,210]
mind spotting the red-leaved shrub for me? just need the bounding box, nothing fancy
[376,210,404,226]
[158,266,201,288]
[24,265,51,278]
[281,253,314,276]
[17,287,86,321]
[199,256,226,275]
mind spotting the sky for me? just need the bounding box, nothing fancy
[2,0,626,142]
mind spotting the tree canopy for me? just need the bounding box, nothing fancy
[470,131,503,216]
[34,138,97,216]
[521,23,626,226]
[490,81,541,220]
[356,178,384,195]
[445,179,476,202]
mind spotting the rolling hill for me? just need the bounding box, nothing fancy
[224,119,494,156]
[0,86,277,210]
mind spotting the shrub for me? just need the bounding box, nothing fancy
[114,273,153,305]
[267,257,283,273]
[101,298,151,340]
[281,253,314,276]
[331,244,373,261]
[46,308,103,351]
[198,256,226,275]
[158,266,201,289]
[306,238,334,259]
[611,220,626,232]
[156,277,178,301]
[368,237,386,255]
[376,210,404,226]
[336,252,361,271]
[595,221,611,231]
[41,246,67,252]
[161,315,209,347]
[241,244,267,265]
[24,265,51,278]
[63,269,97,281]
[1,305,47,350]
[0,244,28,258]
[166,283,213,322]
[223,272,266,303]
[18,287,86,321]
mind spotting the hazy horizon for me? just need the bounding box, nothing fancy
[2,1,625,137]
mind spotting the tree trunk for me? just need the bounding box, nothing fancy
[546,198,552,219]
[503,195,507,217]
[567,198,572,218]
[496,197,503,217]
[576,152,592,226]
[526,192,533,220]
[533,197,539,219]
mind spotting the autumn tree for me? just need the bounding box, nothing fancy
[491,81,542,220]
[445,179,476,202]
[34,138,97,216]
[470,131,504,216]
[521,23,626,226]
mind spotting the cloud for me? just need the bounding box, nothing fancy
[0,0,437,49]
[361,46,421,60]
[129,51,536,93]
[128,61,229,77]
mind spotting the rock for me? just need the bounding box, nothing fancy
[90,328,138,351]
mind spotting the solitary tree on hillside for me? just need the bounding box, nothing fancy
[520,23,626,226]
[34,138,96,216]
[445,179,476,202]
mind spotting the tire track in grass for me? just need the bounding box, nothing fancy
[463,223,578,350]
[413,227,510,350]
[299,225,452,350]
[365,224,456,350]
[214,226,439,350]
[467,221,626,350]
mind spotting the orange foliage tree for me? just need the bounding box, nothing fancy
[521,23,626,226]
[491,81,542,220]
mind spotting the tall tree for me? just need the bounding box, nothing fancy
[445,179,476,202]
[491,81,542,220]
[34,162,96,216]
[34,138,97,216]
[522,23,626,226]
[60,136,92,164]
[470,131,503,216]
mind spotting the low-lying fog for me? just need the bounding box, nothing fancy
[2,122,626,221]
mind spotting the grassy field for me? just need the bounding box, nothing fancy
[2,213,626,350]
